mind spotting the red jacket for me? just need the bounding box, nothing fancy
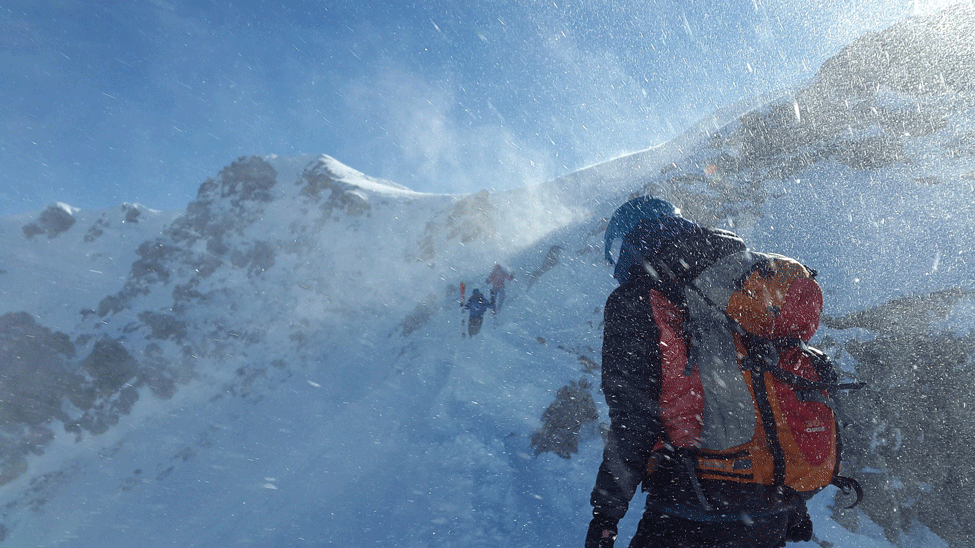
[486,265,513,290]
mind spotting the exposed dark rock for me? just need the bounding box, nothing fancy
[0,313,82,486]
[248,241,275,275]
[206,156,277,205]
[808,6,975,100]
[298,158,372,217]
[228,240,276,276]
[81,338,139,395]
[71,386,140,435]
[0,313,77,428]
[122,203,141,223]
[526,245,563,289]
[84,216,108,243]
[530,379,599,459]
[138,311,187,341]
[22,204,76,239]
[396,294,439,337]
[416,191,494,261]
[831,288,975,547]
[169,156,278,246]
[832,133,907,170]
[96,293,125,317]
[823,288,971,335]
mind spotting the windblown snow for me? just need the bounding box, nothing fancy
[3,6,975,547]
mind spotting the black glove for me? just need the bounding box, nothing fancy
[585,512,619,548]
[786,508,813,543]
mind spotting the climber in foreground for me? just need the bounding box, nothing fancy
[586,196,859,547]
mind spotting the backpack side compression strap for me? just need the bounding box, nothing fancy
[745,349,787,487]
[832,476,864,508]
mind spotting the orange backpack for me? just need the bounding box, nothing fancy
[647,251,862,516]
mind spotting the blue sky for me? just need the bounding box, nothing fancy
[0,0,943,215]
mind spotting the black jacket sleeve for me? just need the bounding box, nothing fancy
[590,279,664,519]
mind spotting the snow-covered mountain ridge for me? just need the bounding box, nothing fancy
[2,5,975,547]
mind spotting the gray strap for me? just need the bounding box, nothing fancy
[682,454,713,512]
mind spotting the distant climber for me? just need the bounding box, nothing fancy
[486,264,514,312]
[464,289,493,337]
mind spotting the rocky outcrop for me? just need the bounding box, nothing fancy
[0,307,202,482]
[531,379,599,459]
[526,245,562,289]
[0,312,76,429]
[808,5,975,101]
[416,190,496,262]
[396,294,440,337]
[823,288,972,335]
[297,157,372,218]
[647,6,975,228]
[171,156,277,244]
[22,203,76,239]
[84,204,143,243]
[830,289,975,547]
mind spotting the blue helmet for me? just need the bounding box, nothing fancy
[604,197,678,265]
[613,215,698,284]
